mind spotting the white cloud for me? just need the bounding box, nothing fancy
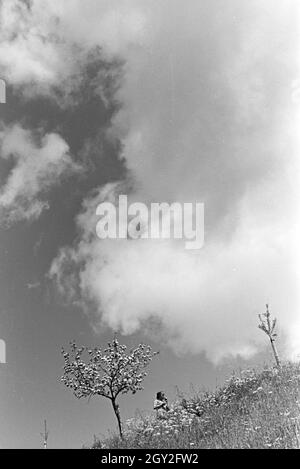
[50,168,300,363]
[7,1,299,361]
[0,1,58,89]
[0,0,91,101]
[0,0,149,99]
[0,125,80,223]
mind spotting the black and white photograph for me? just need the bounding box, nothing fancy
[0,0,300,453]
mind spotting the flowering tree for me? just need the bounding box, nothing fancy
[61,337,158,438]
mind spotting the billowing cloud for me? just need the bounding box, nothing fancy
[50,166,300,363]
[0,1,62,92]
[0,125,80,223]
[6,1,299,361]
[0,0,145,101]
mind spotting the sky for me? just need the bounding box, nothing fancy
[0,0,300,448]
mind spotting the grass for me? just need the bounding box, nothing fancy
[90,362,300,449]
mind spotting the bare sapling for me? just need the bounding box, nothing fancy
[258,304,281,368]
[40,420,49,449]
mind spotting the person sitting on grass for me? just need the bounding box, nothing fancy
[154,391,170,419]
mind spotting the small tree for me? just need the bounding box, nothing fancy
[40,420,49,449]
[61,337,158,438]
[258,304,281,368]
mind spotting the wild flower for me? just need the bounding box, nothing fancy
[90,362,300,450]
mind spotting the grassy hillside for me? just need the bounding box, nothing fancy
[91,363,300,449]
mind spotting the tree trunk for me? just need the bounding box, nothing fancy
[270,338,281,368]
[111,399,123,439]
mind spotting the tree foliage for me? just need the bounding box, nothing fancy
[61,337,158,437]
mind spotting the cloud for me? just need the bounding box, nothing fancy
[0,1,61,91]
[0,0,145,101]
[9,0,299,361]
[26,281,41,290]
[0,125,80,224]
[50,170,300,363]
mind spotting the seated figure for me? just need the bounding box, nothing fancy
[153,391,170,419]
